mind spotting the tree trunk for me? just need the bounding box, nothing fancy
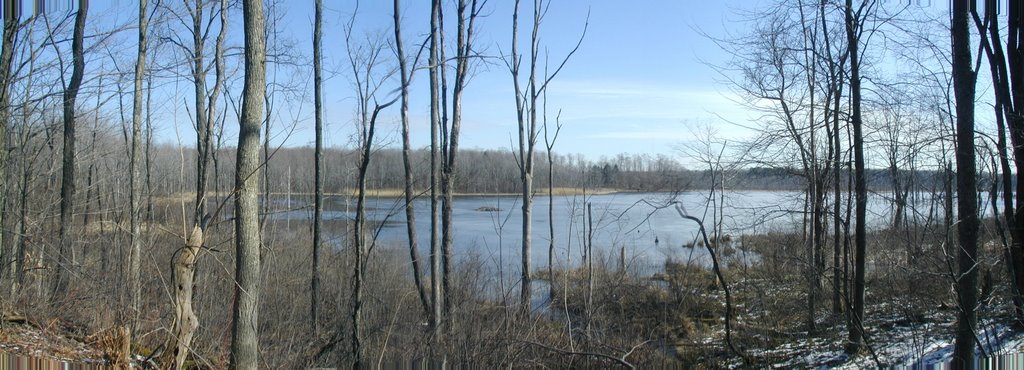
[973,0,1024,322]
[511,0,535,312]
[54,0,88,303]
[428,0,443,343]
[208,0,228,205]
[230,0,265,367]
[677,209,744,361]
[128,0,148,335]
[831,75,844,316]
[1003,0,1024,324]
[586,202,594,337]
[817,19,844,311]
[441,0,477,331]
[509,0,582,312]
[951,0,979,366]
[0,0,18,297]
[311,0,324,334]
[545,123,558,301]
[393,0,430,318]
[192,0,211,225]
[845,0,867,355]
[349,100,391,370]
[145,75,154,223]
[162,225,203,370]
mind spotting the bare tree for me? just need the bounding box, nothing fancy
[428,0,443,341]
[722,0,839,332]
[951,0,979,366]
[230,0,266,367]
[972,0,1024,320]
[127,0,148,337]
[543,100,561,301]
[341,4,398,365]
[393,0,431,318]
[11,16,41,298]
[53,0,88,303]
[508,0,585,312]
[189,0,213,224]
[510,0,535,312]
[0,0,19,294]
[163,1,227,366]
[845,0,871,354]
[440,0,483,332]
[818,0,849,317]
[311,0,324,334]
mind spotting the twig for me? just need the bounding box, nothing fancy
[518,339,640,369]
[675,204,748,365]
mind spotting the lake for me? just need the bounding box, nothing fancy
[274,190,971,277]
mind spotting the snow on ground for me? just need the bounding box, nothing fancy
[724,304,1024,368]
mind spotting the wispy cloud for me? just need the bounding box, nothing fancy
[544,79,748,124]
[587,130,698,141]
[555,80,729,101]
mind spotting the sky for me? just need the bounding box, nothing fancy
[306,0,764,159]
[67,0,763,160]
[9,0,965,164]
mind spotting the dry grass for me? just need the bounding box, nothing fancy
[5,196,1013,368]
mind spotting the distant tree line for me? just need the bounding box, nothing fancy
[126,143,966,196]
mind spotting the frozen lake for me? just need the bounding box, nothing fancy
[273,190,966,276]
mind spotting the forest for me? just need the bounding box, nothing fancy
[0,0,1021,368]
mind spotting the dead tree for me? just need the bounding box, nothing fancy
[675,205,745,363]
[163,1,227,366]
[162,218,207,370]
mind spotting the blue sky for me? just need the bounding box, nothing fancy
[313,0,764,159]
[79,0,764,160]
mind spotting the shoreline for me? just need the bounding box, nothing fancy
[153,187,914,203]
[155,187,634,200]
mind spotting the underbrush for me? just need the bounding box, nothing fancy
[2,206,1021,368]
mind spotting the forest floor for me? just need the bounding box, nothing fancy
[3,308,1020,369]
[5,219,1024,368]
[720,299,1024,368]
[0,314,117,367]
